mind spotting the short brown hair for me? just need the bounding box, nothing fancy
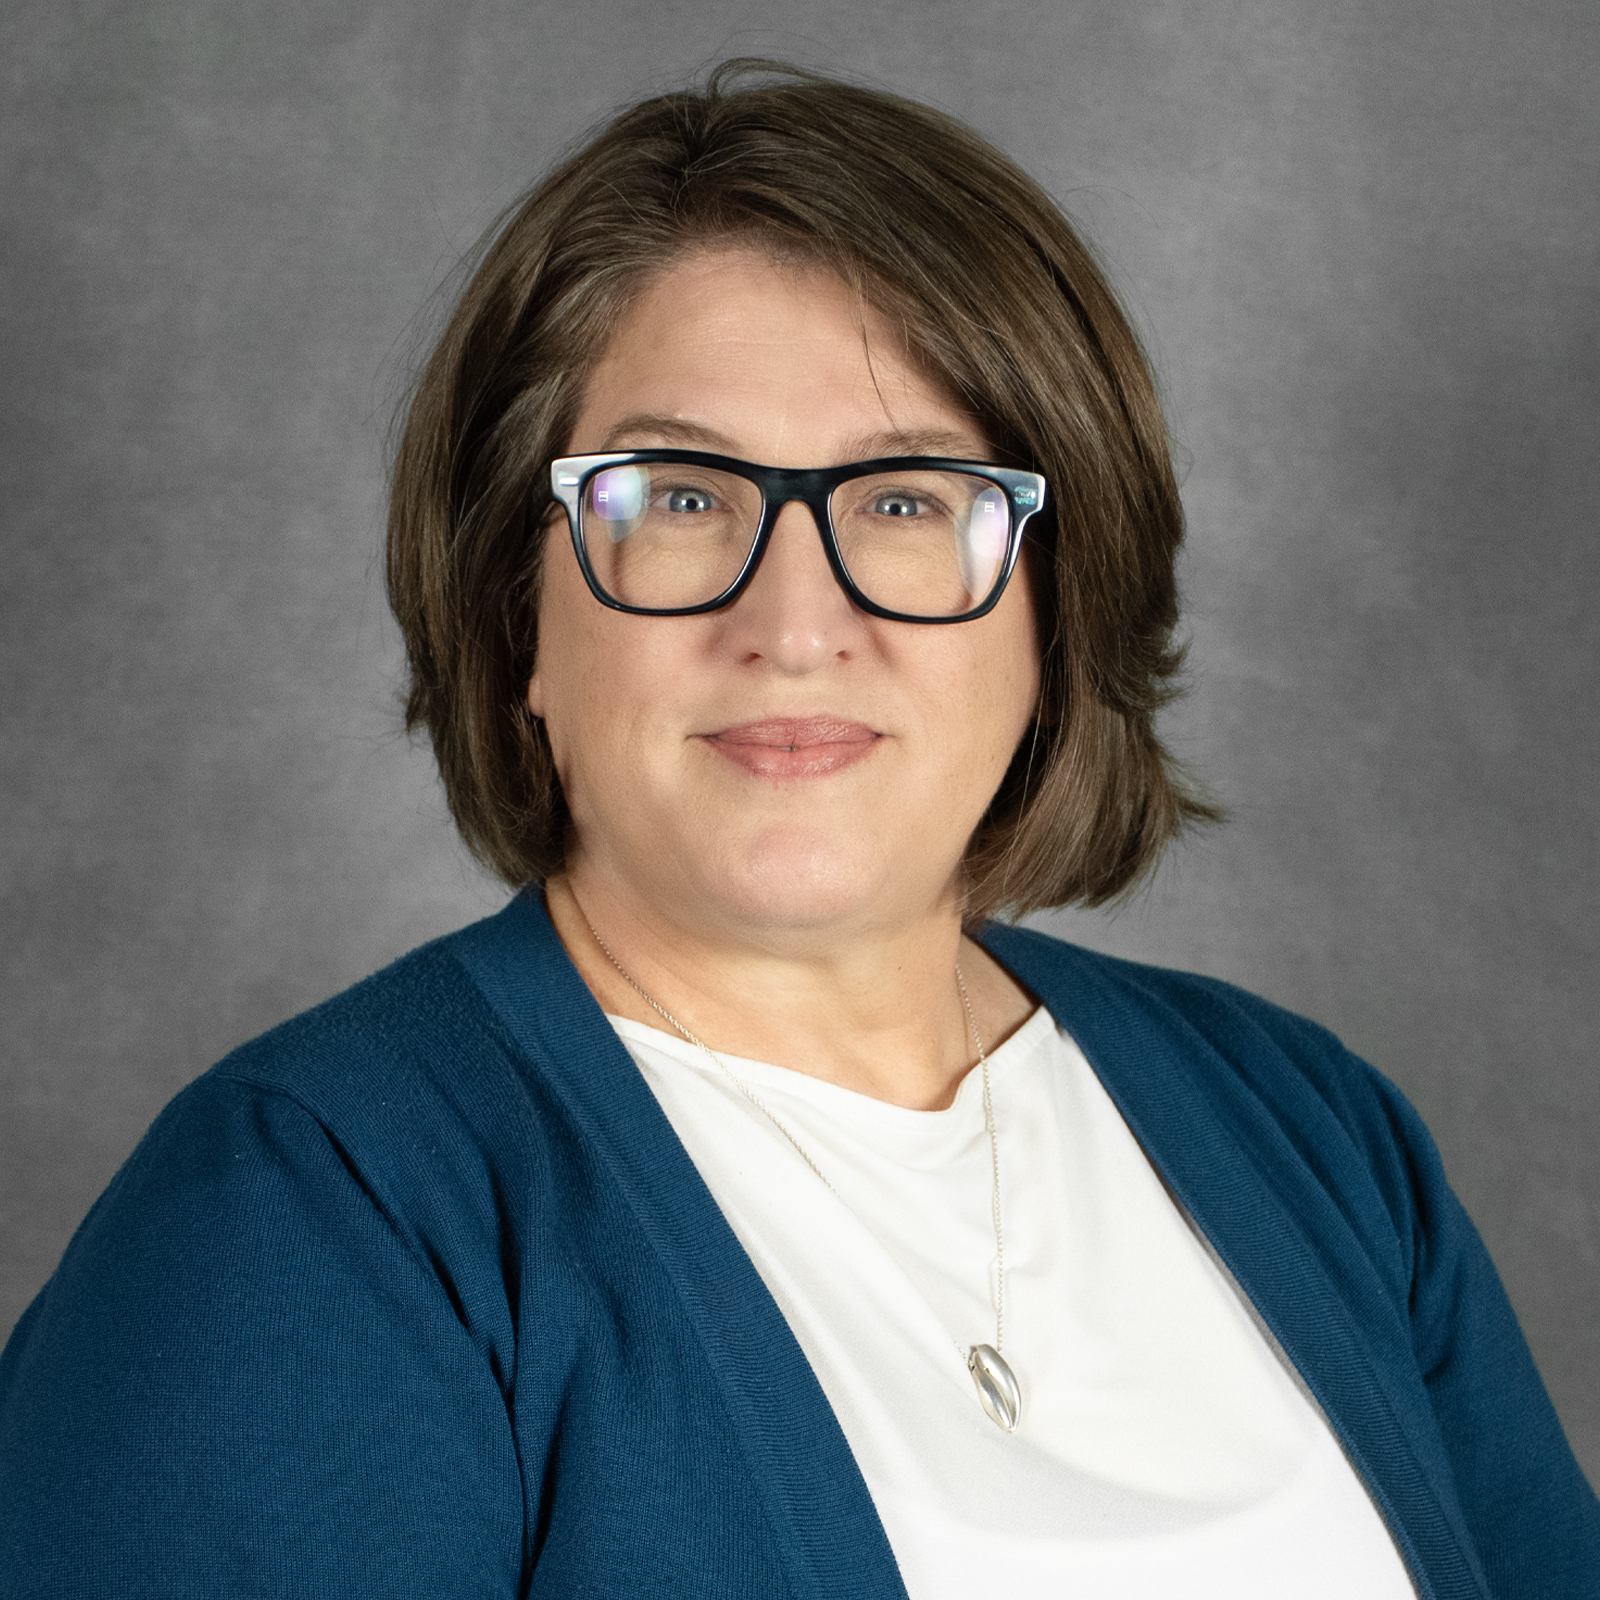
[387,60,1216,922]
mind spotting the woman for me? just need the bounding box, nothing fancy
[1,61,1594,1599]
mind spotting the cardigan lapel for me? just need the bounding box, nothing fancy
[448,887,909,1600]
[980,922,1485,1600]
[449,891,1485,1600]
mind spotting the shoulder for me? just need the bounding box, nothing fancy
[980,922,1437,1249]
[212,932,511,1111]
[3,914,582,1418]
[0,936,540,1596]
[131,937,527,1225]
[24,923,570,1355]
[190,907,596,1186]
[983,919,1372,1083]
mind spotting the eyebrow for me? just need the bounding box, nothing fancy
[595,414,991,464]
[845,427,990,461]
[597,415,742,452]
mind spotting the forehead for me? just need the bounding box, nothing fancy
[568,246,987,464]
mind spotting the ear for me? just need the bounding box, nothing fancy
[526,668,546,720]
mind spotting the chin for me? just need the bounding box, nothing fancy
[691,824,944,936]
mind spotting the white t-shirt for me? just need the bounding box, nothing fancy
[612,1006,1418,1599]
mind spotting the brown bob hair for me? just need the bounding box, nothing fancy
[387,60,1215,923]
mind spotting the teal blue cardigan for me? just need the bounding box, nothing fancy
[2,889,1596,1598]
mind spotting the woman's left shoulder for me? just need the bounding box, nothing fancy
[984,921,1384,1076]
[979,922,1434,1206]
[983,924,1600,1593]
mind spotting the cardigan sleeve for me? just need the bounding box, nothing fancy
[1363,1060,1600,1599]
[1203,973,1600,1596]
[0,1071,525,1599]
[1045,942,1600,1599]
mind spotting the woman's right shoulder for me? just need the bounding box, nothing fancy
[214,933,522,1113]
[14,931,581,1363]
[154,932,575,1242]
[0,933,556,1596]
[202,889,589,1149]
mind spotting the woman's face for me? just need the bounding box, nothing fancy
[529,246,1042,940]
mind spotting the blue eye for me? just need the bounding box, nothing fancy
[667,487,715,514]
[872,494,921,517]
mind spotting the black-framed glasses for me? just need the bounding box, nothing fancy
[549,450,1048,623]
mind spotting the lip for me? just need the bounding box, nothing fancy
[700,716,881,779]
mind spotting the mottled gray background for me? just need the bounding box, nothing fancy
[3,0,1596,1479]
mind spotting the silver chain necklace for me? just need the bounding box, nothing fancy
[584,915,1023,1433]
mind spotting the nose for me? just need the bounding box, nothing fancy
[715,499,868,673]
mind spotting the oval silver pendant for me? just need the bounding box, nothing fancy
[967,1343,1021,1433]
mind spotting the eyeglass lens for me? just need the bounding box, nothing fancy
[580,463,1012,616]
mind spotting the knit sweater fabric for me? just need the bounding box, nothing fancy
[2,888,1596,1598]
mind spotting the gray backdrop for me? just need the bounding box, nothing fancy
[4,0,1596,1481]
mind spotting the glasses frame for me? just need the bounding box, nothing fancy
[548,449,1048,624]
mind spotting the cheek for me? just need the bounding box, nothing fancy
[527,544,701,787]
[973,573,1043,737]
[527,568,605,781]
[908,626,1039,811]
[530,625,606,774]
[527,522,612,725]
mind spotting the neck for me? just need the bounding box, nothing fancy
[544,868,1035,1111]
